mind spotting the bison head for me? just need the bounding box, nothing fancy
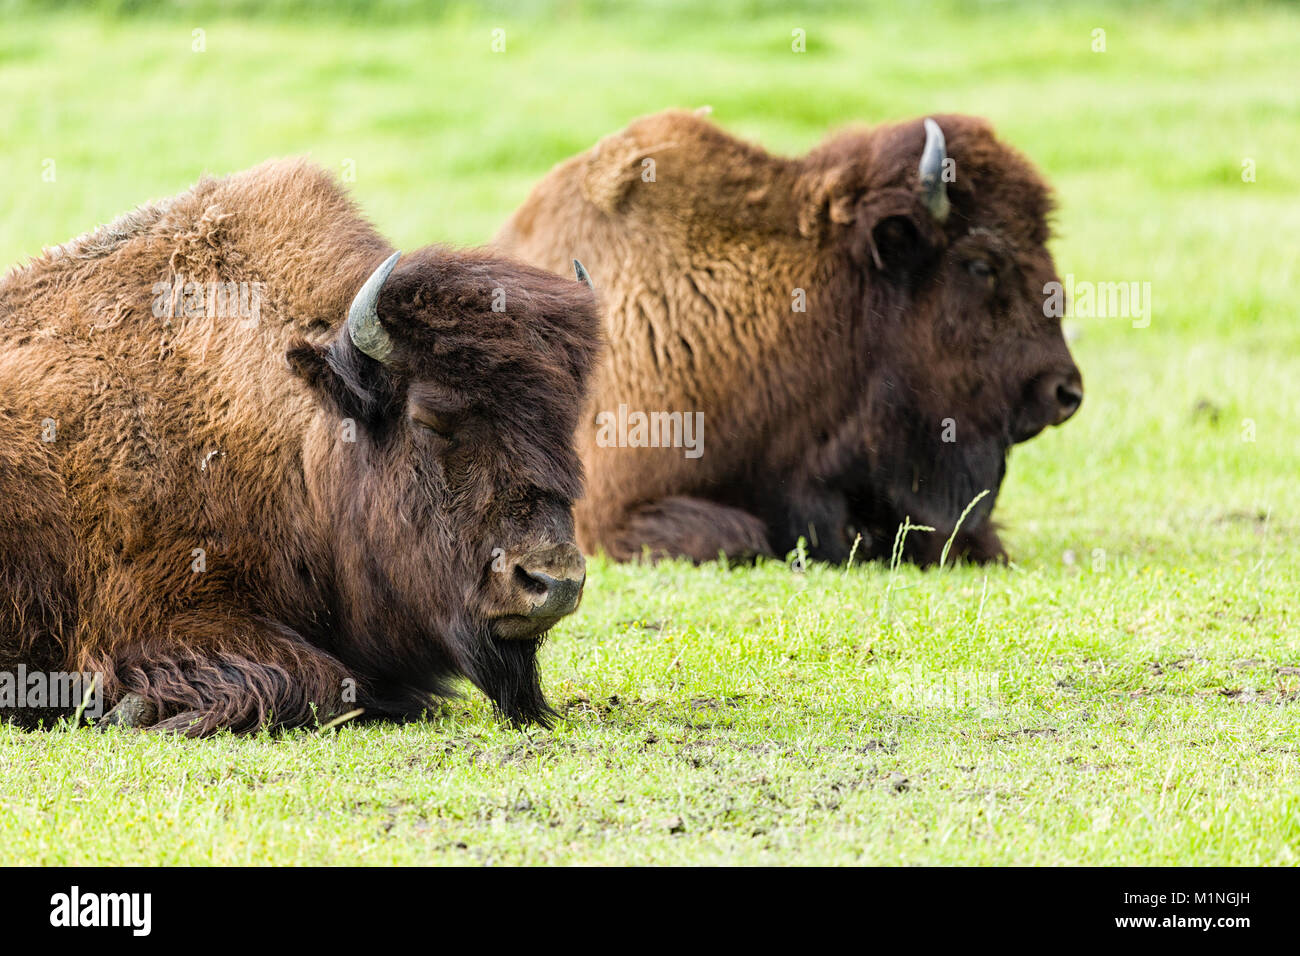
[286,249,599,724]
[798,114,1083,564]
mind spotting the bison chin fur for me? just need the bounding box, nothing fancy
[458,635,555,727]
[855,428,1010,567]
[355,634,554,729]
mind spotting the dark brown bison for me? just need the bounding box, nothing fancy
[0,158,598,735]
[496,109,1082,565]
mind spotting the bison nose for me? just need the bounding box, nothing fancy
[514,544,586,622]
[516,567,584,619]
[1042,371,1084,425]
[1013,368,1084,443]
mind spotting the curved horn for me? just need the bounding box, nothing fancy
[347,251,401,363]
[573,258,594,290]
[919,118,951,223]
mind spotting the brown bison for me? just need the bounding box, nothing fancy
[0,158,598,735]
[496,109,1082,565]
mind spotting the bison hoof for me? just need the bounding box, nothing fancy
[98,693,159,730]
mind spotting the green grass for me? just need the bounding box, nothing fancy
[2,1,1299,865]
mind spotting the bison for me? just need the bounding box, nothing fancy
[496,109,1083,565]
[0,158,598,735]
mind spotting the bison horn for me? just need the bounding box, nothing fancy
[919,118,951,223]
[347,251,401,363]
[573,258,594,290]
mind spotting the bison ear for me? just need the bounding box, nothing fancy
[582,131,657,214]
[796,167,858,241]
[286,339,383,426]
[859,214,932,277]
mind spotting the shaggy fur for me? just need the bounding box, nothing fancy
[496,109,1083,565]
[0,158,599,735]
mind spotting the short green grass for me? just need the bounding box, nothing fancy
[2,1,1298,864]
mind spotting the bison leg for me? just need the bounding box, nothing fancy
[603,495,773,563]
[97,692,159,730]
[87,615,356,737]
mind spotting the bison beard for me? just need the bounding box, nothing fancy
[0,158,598,735]
[851,423,1009,567]
[459,634,555,727]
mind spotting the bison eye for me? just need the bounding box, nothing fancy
[966,258,996,288]
[410,408,456,440]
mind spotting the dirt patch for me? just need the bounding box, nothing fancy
[1002,728,1059,739]
[690,695,746,712]
[1197,686,1298,705]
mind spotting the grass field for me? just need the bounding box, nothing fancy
[2,0,1299,864]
